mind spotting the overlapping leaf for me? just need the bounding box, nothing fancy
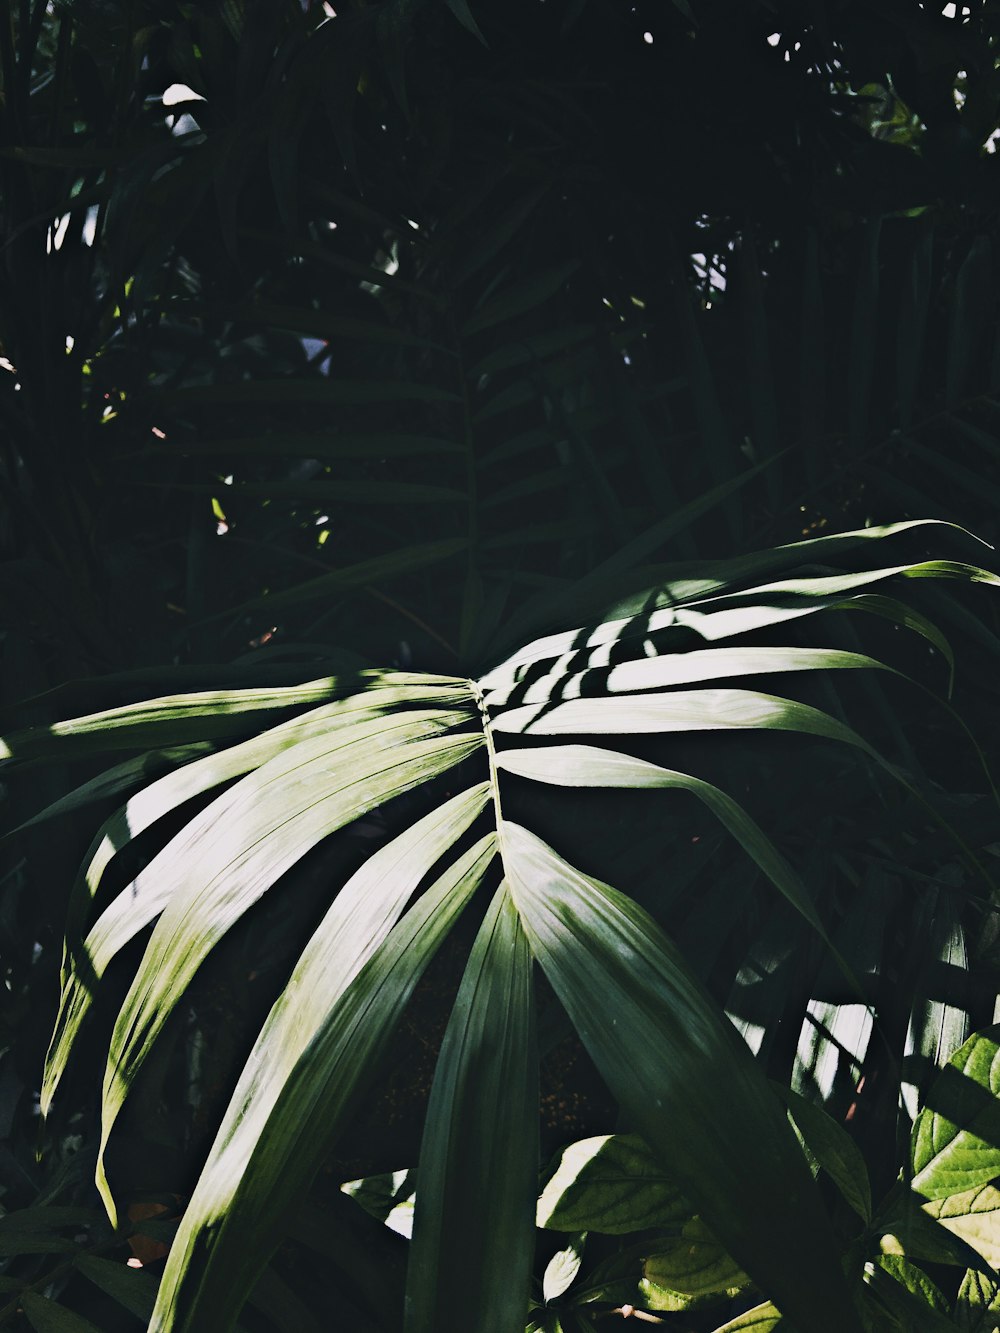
[95,709,481,1216]
[503,822,860,1333]
[149,832,497,1331]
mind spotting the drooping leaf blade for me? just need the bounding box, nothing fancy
[503,823,861,1333]
[149,833,497,1333]
[96,712,482,1217]
[43,689,476,1116]
[495,745,834,945]
[405,884,537,1333]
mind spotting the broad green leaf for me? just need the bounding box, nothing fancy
[536,1134,690,1234]
[956,1267,1000,1331]
[96,715,482,1217]
[542,1234,586,1303]
[710,1303,782,1332]
[406,885,537,1333]
[871,1255,949,1313]
[641,1217,749,1303]
[779,1086,872,1222]
[924,1185,1000,1267]
[149,833,496,1333]
[66,685,437,922]
[503,823,861,1333]
[21,1294,102,1333]
[863,1255,954,1331]
[43,689,476,1116]
[912,1027,1000,1201]
[874,1183,995,1276]
[76,1255,158,1320]
[706,560,1000,605]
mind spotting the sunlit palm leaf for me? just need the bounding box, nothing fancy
[42,686,475,1116]
[20,521,997,1332]
[95,710,481,1216]
[149,834,497,1332]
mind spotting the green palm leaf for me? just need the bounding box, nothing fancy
[95,710,480,1217]
[404,884,537,1333]
[42,687,475,1116]
[21,521,997,1332]
[149,833,497,1332]
[503,822,860,1333]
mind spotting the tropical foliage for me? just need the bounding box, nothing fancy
[3,1,1000,1330]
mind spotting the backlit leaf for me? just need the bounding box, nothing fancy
[536,1134,690,1234]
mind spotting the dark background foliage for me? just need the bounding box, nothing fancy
[3,1,1000,1328]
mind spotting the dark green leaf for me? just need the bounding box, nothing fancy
[405,885,537,1333]
[778,1087,872,1221]
[504,823,861,1333]
[76,1255,158,1321]
[21,1294,102,1333]
[536,1134,690,1233]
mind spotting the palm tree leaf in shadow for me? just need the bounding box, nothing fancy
[503,822,861,1333]
[404,884,537,1333]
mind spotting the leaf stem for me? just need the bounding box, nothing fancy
[470,677,505,850]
